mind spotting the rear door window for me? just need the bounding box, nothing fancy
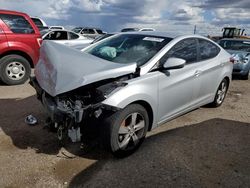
[0,14,34,34]
[162,38,198,64]
[198,39,220,60]
[45,31,68,40]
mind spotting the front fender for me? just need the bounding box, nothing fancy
[102,72,159,128]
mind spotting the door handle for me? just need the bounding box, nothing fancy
[194,70,202,77]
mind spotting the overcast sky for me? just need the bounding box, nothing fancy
[1,0,250,35]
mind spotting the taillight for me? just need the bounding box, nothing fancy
[37,38,42,47]
[230,57,235,64]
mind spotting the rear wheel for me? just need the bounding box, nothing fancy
[0,55,31,85]
[210,78,229,107]
[103,104,149,157]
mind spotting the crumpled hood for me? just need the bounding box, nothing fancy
[35,41,137,96]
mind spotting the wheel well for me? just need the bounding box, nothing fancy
[131,100,154,132]
[0,50,34,68]
[224,76,230,86]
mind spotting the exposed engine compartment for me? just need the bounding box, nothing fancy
[31,73,136,143]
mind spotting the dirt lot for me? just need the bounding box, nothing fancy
[0,78,249,187]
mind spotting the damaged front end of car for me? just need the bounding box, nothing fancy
[31,74,136,143]
[30,41,137,144]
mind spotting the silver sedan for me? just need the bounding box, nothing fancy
[32,32,233,157]
[41,29,93,47]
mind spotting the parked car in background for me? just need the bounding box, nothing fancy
[139,28,155,31]
[218,38,250,79]
[121,28,139,32]
[42,29,93,47]
[90,33,115,44]
[71,33,115,50]
[121,28,155,32]
[0,10,42,85]
[31,32,232,157]
[72,27,105,39]
[49,26,65,30]
[31,16,48,31]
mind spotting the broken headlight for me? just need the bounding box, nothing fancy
[96,81,127,98]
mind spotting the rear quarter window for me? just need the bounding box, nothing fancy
[199,39,220,60]
[96,29,103,34]
[69,32,79,39]
[31,18,43,27]
[0,14,34,34]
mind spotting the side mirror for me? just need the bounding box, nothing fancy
[163,57,186,70]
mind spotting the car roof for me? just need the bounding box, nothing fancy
[74,27,102,30]
[44,29,81,35]
[45,29,77,32]
[113,32,217,44]
[114,31,179,39]
[123,27,138,29]
[0,9,28,16]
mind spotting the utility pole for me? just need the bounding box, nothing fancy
[194,25,197,34]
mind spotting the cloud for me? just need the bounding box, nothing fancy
[41,0,73,19]
[198,0,250,9]
[0,0,250,35]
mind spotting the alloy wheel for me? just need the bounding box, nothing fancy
[118,112,145,150]
[216,80,227,105]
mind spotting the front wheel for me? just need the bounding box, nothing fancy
[0,55,31,85]
[103,104,149,157]
[210,78,229,107]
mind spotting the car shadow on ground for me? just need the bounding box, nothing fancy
[68,118,250,187]
[1,96,250,187]
[0,95,111,157]
[0,95,85,156]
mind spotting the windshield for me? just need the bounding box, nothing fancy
[85,34,172,66]
[219,40,250,52]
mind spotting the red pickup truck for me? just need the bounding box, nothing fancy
[0,10,42,85]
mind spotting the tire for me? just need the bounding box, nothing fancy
[209,78,229,107]
[103,104,149,158]
[0,55,31,85]
[241,71,249,80]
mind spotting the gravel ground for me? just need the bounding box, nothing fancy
[0,78,249,187]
